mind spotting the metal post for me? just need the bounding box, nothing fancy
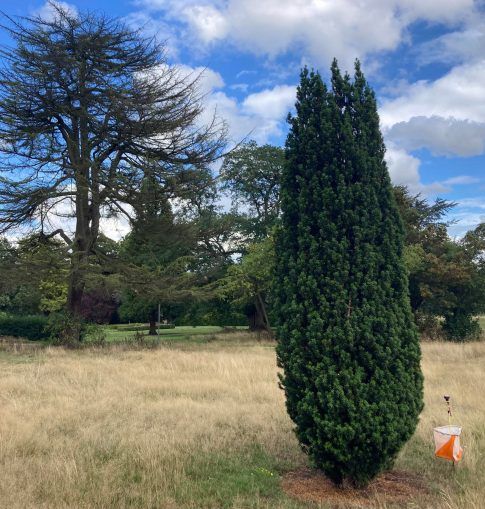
[444,395,452,425]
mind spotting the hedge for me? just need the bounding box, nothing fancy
[0,314,49,341]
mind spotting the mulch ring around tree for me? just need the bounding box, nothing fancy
[282,468,430,508]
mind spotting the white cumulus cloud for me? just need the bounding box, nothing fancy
[386,116,485,157]
[180,66,295,144]
[183,4,229,44]
[380,60,485,128]
[378,58,485,190]
[134,0,476,68]
[242,85,296,120]
[384,144,449,195]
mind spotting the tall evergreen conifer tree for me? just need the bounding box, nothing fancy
[274,62,423,486]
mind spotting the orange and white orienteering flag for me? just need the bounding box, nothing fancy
[433,425,463,462]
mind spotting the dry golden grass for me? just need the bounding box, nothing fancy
[396,341,485,509]
[0,335,484,508]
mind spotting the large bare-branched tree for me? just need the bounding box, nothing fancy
[0,3,226,322]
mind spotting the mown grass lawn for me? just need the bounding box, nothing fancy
[101,324,239,344]
[0,331,484,508]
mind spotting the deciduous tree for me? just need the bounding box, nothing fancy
[220,140,284,239]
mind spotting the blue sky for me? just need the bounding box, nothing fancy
[1,0,484,237]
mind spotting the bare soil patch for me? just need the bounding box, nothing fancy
[282,467,430,508]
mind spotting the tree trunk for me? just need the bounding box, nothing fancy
[67,210,90,342]
[148,308,158,335]
[67,272,85,317]
[248,305,266,331]
[67,236,89,318]
[248,294,273,338]
[65,64,95,335]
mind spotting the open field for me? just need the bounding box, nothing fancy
[0,333,484,509]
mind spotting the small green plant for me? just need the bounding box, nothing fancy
[132,330,147,346]
[85,324,107,346]
[254,467,274,477]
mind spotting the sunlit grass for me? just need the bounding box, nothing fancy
[100,325,246,343]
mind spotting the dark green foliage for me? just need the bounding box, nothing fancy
[45,312,89,344]
[220,140,284,239]
[119,174,200,333]
[400,215,485,340]
[274,62,424,486]
[173,299,247,327]
[393,186,455,247]
[118,291,160,324]
[219,141,284,330]
[393,188,485,341]
[443,311,481,342]
[0,235,69,315]
[0,314,49,341]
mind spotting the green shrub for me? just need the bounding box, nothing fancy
[84,323,107,345]
[443,311,481,342]
[0,314,49,341]
[45,312,88,345]
[415,312,443,340]
[274,64,423,487]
